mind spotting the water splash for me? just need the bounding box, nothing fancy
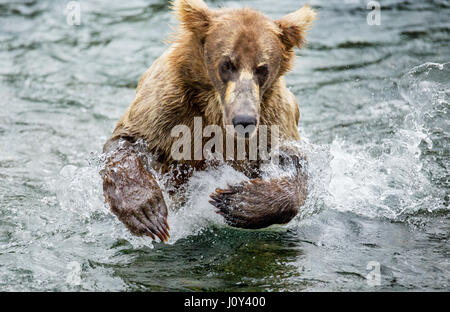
[319,62,449,221]
[166,165,247,242]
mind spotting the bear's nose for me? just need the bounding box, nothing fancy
[232,115,257,135]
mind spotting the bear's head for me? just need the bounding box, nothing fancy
[172,0,316,137]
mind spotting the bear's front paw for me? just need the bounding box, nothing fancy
[104,178,171,242]
[209,178,300,229]
[102,153,170,242]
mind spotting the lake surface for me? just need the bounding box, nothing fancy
[0,0,448,291]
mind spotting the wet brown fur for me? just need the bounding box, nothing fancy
[111,1,316,165]
[103,0,317,240]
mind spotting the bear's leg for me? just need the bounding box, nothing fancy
[101,138,170,242]
[209,150,308,229]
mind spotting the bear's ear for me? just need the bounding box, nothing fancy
[275,5,317,50]
[172,0,211,37]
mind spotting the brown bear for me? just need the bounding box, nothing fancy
[101,0,317,242]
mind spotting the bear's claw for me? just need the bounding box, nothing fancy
[125,211,170,242]
[209,184,251,228]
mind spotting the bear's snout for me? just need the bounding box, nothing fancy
[232,115,257,137]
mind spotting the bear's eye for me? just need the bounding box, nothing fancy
[255,65,269,86]
[219,60,236,82]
